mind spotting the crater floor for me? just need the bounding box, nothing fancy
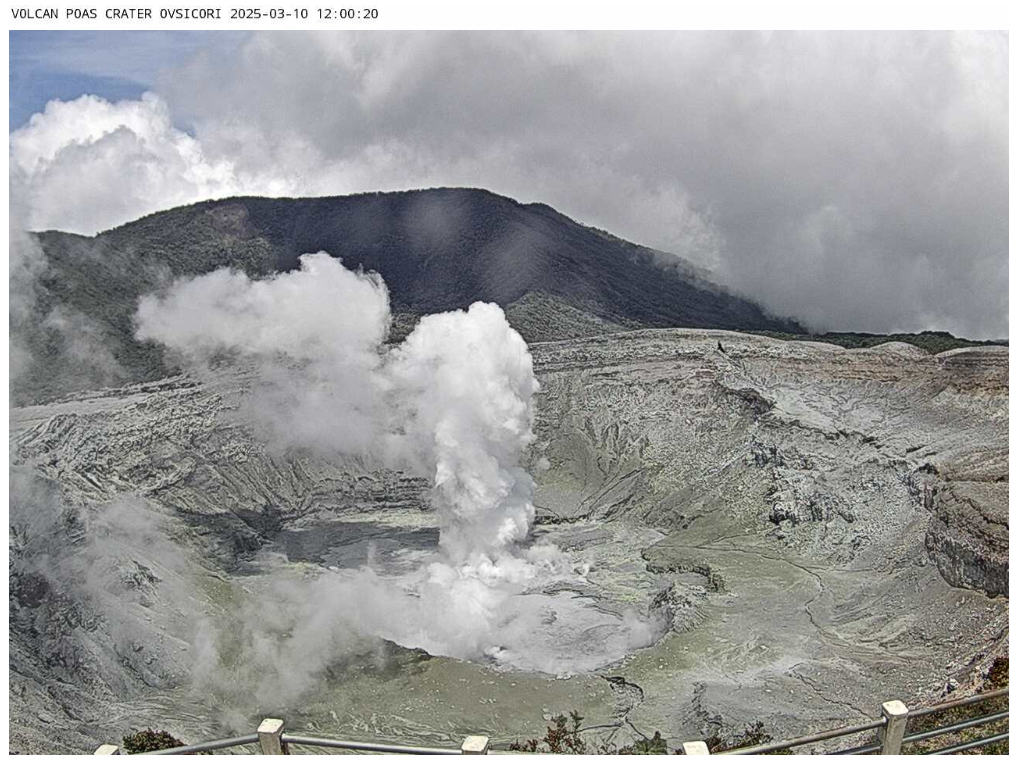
[9,330,1008,752]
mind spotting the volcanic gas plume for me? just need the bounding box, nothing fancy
[134,253,662,701]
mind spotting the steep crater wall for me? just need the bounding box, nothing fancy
[8,331,1009,752]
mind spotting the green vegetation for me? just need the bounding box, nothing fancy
[705,721,791,754]
[15,190,802,405]
[507,712,668,754]
[712,661,1009,755]
[115,660,1007,756]
[900,657,1008,755]
[504,713,789,754]
[121,729,184,753]
[13,220,275,406]
[801,657,1010,755]
[749,329,1006,355]
[508,661,1007,756]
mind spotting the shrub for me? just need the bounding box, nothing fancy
[903,657,1009,755]
[706,721,791,754]
[121,729,184,754]
[508,711,668,754]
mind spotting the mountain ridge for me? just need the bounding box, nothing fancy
[14,188,802,404]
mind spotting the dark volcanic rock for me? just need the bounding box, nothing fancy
[924,462,1009,597]
[15,189,801,404]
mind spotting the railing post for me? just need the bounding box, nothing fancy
[461,735,490,754]
[94,744,120,755]
[879,700,909,754]
[682,741,710,754]
[258,718,288,754]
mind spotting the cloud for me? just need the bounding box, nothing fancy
[9,32,1008,338]
[9,92,290,234]
[9,159,132,398]
[8,224,47,386]
[134,254,662,691]
[135,252,393,456]
[192,554,664,713]
[9,469,200,695]
[135,252,541,561]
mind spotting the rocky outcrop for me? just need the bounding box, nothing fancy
[923,449,1008,597]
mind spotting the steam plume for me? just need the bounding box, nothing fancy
[135,253,659,701]
[135,252,540,558]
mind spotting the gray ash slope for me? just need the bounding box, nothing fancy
[9,330,1008,753]
[16,188,799,405]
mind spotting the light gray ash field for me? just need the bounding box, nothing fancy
[9,323,1007,752]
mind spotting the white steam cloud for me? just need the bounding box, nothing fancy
[137,252,392,455]
[10,93,291,234]
[8,225,46,386]
[9,469,199,698]
[386,307,538,561]
[135,254,662,698]
[10,32,1006,338]
[135,252,539,562]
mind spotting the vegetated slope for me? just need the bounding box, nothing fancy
[750,329,1007,355]
[14,188,800,404]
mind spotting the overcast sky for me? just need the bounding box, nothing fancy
[8,31,1008,339]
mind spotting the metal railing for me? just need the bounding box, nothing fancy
[682,687,1008,755]
[143,735,258,755]
[94,687,1007,755]
[711,717,887,755]
[94,719,490,755]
